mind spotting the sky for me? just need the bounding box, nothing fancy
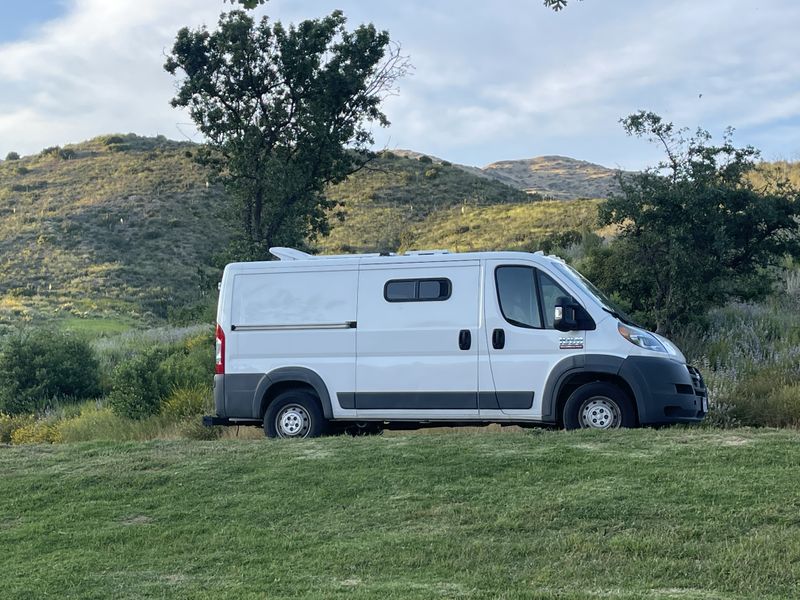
[1,0,799,169]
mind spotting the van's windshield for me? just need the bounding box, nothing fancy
[551,262,639,327]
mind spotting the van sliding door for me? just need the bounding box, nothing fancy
[353,261,480,419]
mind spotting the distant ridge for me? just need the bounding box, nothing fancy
[391,151,625,200]
[481,155,624,200]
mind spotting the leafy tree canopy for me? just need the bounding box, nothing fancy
[543,0,582,10]
[583,111,800,335]
[165,8,407,259]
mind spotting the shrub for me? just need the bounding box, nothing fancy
[0,412,35,443]
[159,332,214,389]
[40,146,61,157]
[0,330,101,415]
[5,151,20,161]
[11,421,62,444]
[418,155,433,164]
[161,384,211,419]
[107,348,170,419]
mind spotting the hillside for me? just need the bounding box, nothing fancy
[3,136,795,328]
[3,429,800,599]
[481,155,625,199]
[320,151,536,253]
[0,135,232,326]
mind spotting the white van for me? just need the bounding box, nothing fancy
[204,247,707,437]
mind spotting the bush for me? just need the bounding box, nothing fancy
[0,412,35,443]
[11,421,62,444]
[5,151,20,161]
[161,384,211,419]
[0,330,101,415]
[159,332,214,389]
[108,348,170,419]
[417,155,433,164]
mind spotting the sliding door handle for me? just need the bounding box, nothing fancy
[458,329,472,351]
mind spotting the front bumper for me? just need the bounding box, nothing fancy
[619,356,707,425]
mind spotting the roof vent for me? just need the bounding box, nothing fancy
[269,247,313,261]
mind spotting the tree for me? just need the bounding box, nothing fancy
[543,0,582,10]
[5,151,20,161]
[584,111,800,335]
[165,8,407,258]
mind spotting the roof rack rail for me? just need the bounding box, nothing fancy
[269,247,452,261]
[403,249,450,256]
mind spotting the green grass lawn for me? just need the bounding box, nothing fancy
[2,428,800,599]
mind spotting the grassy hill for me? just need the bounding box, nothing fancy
[320,151,535,253]
[481,155,625,200]
[0,135,232,327]
[3,428,800,599]
[2,136,796,329]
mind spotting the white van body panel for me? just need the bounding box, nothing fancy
[223,265,359,419]
[212,249,707,428]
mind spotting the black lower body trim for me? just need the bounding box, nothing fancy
[337,391,534,411]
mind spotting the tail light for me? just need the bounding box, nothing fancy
[215,324,225,375]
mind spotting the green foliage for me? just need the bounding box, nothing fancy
[543,0,582,10]
[585,111,800,334]
[165,8,408,259]
[10,420,62,444]
[161,384,212,419]
[0,329,101,414]
[5,152,20,161]
[107,348,170,419]
[159,332,214,389]
[105,328,211,420]
[0,412,35,443]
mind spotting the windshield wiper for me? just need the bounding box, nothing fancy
[602,306,639,328]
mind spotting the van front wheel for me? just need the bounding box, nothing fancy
[265,390,328,439]
[563,382,636,430]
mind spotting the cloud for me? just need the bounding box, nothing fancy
[1,0,799,170]
[0,0,224,156]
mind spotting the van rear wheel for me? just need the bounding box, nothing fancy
[264,390,328,439]
[563,382,636,430]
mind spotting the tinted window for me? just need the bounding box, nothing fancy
[385,280,416,301]
[419,279,449,300]
[538,271,570,329]
[495,266,542,328]
[384,278,451,302]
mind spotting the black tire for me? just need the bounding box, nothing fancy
[264,390,328,439]
[563,382,636,430]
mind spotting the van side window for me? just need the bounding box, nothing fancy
[495,266,542,328]
[384,278,452,302]
[538,271,571,329]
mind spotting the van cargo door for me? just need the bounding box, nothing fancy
[354,261,480,419]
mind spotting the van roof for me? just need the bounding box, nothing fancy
[223,247,566,271]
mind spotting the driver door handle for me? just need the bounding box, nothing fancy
[492,328,505,350]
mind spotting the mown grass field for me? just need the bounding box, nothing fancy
[2,428,800,599]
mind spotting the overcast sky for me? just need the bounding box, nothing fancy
[1,0,799,169]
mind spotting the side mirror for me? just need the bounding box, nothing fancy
[554,296,579,332]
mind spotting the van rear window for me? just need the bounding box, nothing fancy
[384,278,451,302]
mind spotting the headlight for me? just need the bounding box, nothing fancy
[618,322,667,353]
